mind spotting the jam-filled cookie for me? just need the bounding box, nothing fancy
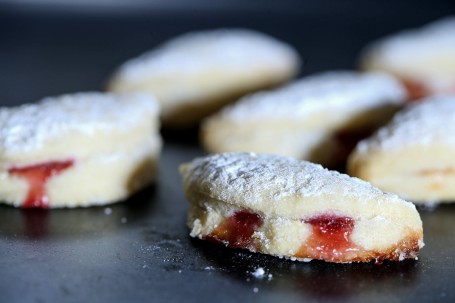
[108,28,300,127]
[180,153,423,263]
[0,92,161,208]
[360,17,455,100]
[201,71,406,168]
[348,95,455,204]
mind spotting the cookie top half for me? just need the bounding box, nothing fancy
[180,152,420,223]
[205,70,406,129]
[0,92,159,163]
[354,95,455,155]
[361,17,455,89]
[109,28,300,85]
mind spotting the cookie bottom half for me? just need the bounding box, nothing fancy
[188,200,422,263]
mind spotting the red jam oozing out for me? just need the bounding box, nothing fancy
[8,160,74,208]
[208,211,263,249]
[299,214,358,262]
[401,78,430,102]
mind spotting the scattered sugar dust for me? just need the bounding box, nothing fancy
[250,267,273,280]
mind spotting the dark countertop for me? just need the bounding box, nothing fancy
[1,3,455,302]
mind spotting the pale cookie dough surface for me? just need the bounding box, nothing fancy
[348,95,455,204]
[108,28,300,127]
[180,152,423,263]
[0,92,162,208]
[201,71,406,167]
[361,17,455,98]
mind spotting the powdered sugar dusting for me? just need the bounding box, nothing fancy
[355,95,455,154]
[0,92,159,154]
[114,28,300,83]
[218,71,406,121]
[181,153,413,210]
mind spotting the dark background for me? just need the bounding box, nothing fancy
[1,0,454,105]
[1,1,455,302]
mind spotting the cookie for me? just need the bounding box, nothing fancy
[180,153,423,263]
[108,28,300,127]
[201,71,406,168]
[0,92,161,208]
[348,95,455,204]
[360,17,455,100]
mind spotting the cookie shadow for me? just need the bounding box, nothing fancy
[0,185,158,240]
[191,238,421,300]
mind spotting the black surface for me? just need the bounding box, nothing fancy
[1,2,455,302]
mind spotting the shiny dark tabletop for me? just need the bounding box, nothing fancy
[1,1,455,302]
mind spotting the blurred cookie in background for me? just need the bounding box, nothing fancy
[348,95,455,205]
[0,92,161,208]
[108,28,301,128]
[201,71,406,169]
[360,17,455,100]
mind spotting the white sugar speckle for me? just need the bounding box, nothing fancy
[120,217,128,224]
[104,207,112,215]
[178,270,182,274]
[251,267,266,279]
[142,265,147,269]
[253,287,259,293]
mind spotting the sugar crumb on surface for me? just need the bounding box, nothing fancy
[104,207,112,215]
[251,267,266,278]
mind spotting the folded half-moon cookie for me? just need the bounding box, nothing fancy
[108,28,300,127]
[180,152,423,263]
[201,71,406,168]
[360,17,455,100]
[348,95,455,204]
[0,92,161,208]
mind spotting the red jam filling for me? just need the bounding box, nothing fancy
[298,214,358,262]
[8,160,74,208]
[207,210,263,249]
[401,78,430,102]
